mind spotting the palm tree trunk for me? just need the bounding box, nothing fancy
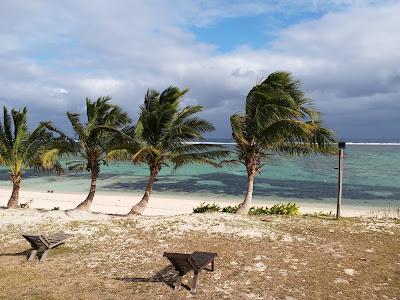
[7,173,21,209]
[236,165,256,215]
[127,167,158,216]
[75,163,99,211]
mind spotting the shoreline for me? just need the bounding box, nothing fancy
[0,187,396,217]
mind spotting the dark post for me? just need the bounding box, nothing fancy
[336,142,345,219]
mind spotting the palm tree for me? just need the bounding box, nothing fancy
[230,72,336,215]
[108,86,228,215]
[44,97,131,210]
[0,107,61,208]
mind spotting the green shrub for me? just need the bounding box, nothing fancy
[193,202,299,215]
[193,202,221,213]
[268,204,284,215]
[283,203,300,215]
[222,205,240,213]
[248,206,269,215]
[268,203,299,215]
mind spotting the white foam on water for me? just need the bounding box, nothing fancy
[187,141,400,146]
[346,142,400,146]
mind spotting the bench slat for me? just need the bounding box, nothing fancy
[22,232,72,261]
[192,251,217,269]
[42,233,72,246]
[163,251,217,294]
[164,251,217,271]
[22,235,47,249]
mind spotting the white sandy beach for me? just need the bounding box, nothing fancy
[0,187,389,217]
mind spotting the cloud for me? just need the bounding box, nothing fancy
[78,78,122,95]
[0,0,399,139]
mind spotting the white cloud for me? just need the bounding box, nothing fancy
[79,78,122,95]
[52,88,69,95]
[0,0,398,138]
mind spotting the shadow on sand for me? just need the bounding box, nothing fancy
[104,172,400,202]
[0,249,31,259]
[1,167,399,202]
[115,265,188,290]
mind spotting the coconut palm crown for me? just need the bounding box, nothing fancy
[43,96,131,210]
[230,72,336,215]
[0,107,62,208]
[108,86,229,215]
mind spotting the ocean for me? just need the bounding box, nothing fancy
[0,143,399,208]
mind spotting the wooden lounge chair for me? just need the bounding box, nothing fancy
[163,251,217,293]
[22,232,72,262]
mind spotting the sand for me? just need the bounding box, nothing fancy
[1,208,399,299]
[0,187,394,218]
[1,187,399,299]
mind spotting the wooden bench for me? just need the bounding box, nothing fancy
[22,232,72,262]
[163,251,217,293]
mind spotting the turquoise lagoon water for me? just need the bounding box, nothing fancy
[0,145,399,207]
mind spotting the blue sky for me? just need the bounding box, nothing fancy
[191,9,325,52]
[0,0,399,139]
[192,15,273,51]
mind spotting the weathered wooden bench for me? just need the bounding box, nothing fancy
[163,251,217,293]
[22,232,72,262]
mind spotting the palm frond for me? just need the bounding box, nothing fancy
[230,114,249,146]
[106,149,132,161]
[159,86,188,106]
[55,97,131,171]
[113,86,227,175]
[3,107,14,150]
[131,147,161,164]
[0,107,69,175]
[67,112,87,139]
[230,71,336,169]
[169,149,229,173]
[67,162,87,171]
[174,105,203,124]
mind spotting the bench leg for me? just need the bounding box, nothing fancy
[40,249,49,262]
[211,259,215,272]
[190,272,199,294]
[174,272,184,290]
[28,249,38,261]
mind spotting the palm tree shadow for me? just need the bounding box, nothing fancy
[115,265,189,290]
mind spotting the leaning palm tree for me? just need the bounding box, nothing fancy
[0,107,61,208]
[44,97,131,210]
[230,72,336,215]
[108,87,228,215]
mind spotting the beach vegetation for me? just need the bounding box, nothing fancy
[221,204,240,213]
[229,71,336,215]
[108,87,229,215]
[267,203,299,215]
[303,211,335,218]
[369,206,400,219]
[0,107,62,208]
[193,202,221,213]
[43,97,131,210]
[193,202,299,215]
